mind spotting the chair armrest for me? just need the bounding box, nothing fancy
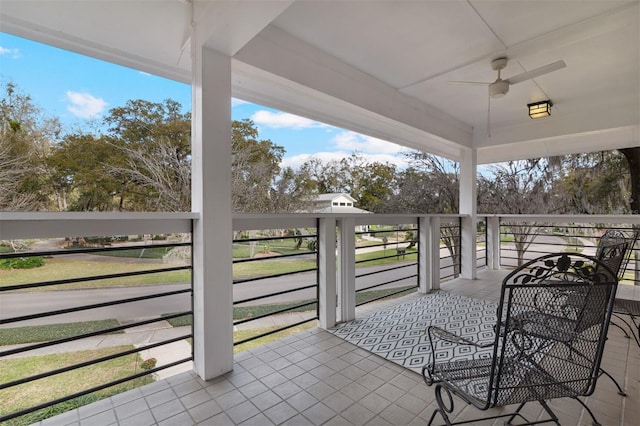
[423,326,494,387]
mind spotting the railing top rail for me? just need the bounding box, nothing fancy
[486,214,640,225]
[232,213,464,230]
[0,212,197,240]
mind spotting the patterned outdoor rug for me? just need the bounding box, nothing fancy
[329,291,498,374]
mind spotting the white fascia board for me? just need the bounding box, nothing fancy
[477,125,640,164]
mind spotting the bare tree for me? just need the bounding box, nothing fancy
[479,160,562,266]
[106,137,191,211]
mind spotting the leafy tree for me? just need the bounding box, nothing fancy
[296,153,397,212]
[554,151,629,214]
[298,156,348,195]
[103,99,191,211]
[232,119,285,213]
[269,166,314,212]
[0,82,61,210]
[47,133,121,211]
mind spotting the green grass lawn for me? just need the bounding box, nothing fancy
[91,247,173,259]
[0,347,153,425]
[355,248,418,265]
[0,258,191,290]
[233,258,317,278]
[233,239,315,258]
[0,320,122,345]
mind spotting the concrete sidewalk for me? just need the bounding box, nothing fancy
[1,312,314,380]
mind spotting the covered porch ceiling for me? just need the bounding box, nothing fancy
[1,0,638,164]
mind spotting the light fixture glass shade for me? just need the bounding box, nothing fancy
[527,100,552,119]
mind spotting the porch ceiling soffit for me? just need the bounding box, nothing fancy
[232,25,473,161]
[0,1,192,83]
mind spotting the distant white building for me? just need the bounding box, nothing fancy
[311,193,371,214]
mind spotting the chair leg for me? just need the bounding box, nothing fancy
[572,397,601,426]
[429,384,454,426]
[537,400,561,426]
[504,402,528,425]
[610,320,632,339]
[599,368,626,396]
[612,313,640,347]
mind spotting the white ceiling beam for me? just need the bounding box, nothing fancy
[234,25,473,153]
[194,0,295,56]
[477,126,640,164]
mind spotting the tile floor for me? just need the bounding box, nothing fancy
[37,270,640,425]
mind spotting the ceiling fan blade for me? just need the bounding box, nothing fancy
[447,80,490,86]
[506,60,566,85]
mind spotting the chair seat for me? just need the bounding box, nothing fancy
[613,298,640,316]
[431,351,594,409]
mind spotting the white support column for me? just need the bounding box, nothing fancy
[487,215,501,270]
[429,216,441,291]
[459,147,478,280]
[337,217,356,323]
[318,217,337,329]
[191,42,233,380]
[418,216,429,293]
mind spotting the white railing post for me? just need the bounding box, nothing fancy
[318,217,337,329]
[337,217,356,322]
[459,147,477,279]
[460,216,477,279]
[418,216,429,293]
[487,216,501,270]
[429,216,441,291]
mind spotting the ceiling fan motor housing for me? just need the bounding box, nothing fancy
[489,79,509,98]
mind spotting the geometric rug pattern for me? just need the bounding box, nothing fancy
[329,291,498,374]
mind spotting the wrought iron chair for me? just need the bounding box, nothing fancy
[422,253,618,426]
[589,229,634,395]
[601,229,640,348]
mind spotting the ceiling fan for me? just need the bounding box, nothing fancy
[450,57,566,137]
[449,57,566,98]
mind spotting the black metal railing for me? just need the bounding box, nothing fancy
[476,218,488,268]
[499,221,639,285]
[0,233,193,424]
[232,223,319,347]
[354,223,419,306]
[440,218,462,281]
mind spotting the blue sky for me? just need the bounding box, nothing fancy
[0,32,410,170]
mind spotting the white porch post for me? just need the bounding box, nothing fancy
[318,217,337,329]
[418,216,429,293]
[337,217,356,323]
[419,216,441,292]
[459,147,477,279]
[487,215,501,270]
[191,43,234,379]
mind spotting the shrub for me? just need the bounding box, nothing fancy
[140,358,157,370]
[0,256,45,270]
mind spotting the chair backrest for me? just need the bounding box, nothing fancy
[489,253,618,407]
[595,229,634,280]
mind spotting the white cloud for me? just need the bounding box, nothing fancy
[251,110,330,130]
[332,131,409,155]
[66,91,107,118]
[0,46,21,58]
